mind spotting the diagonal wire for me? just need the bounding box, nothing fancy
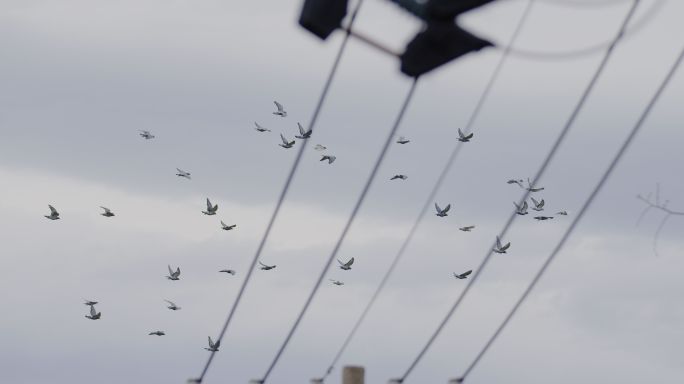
[398,0,642,381]
[193,1,366,381]
[500,0,664,61]
[319,0,537,380]
[259,77,419,383]
[460,39,684,381]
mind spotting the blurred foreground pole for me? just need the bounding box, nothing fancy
[343,366,365,384]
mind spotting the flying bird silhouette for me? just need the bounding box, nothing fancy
[164,300,181,310]
[83,299,98,306]
[221,221,236,230]
[531,197,545,211]
[202,198,218,215]
[176,168,191,180]
[254,122,271,132]
[534,216,554,221]
[493,236,511,254]
[205,336,220,352]
[99,206,114,217]
[457,128,473,142]
[391,174,408,180]
[259,261,276,270]
[320,155,336,164]
[273,101,287,117]
[453,270,472,279]
[314,144,327,151]
[85,305,101,320]
[435,203,451,217]
[507,179,524,188]
[44,205,60,220]
[329,279,344,286]
[396,136,410,144]
[166,265,181,281]
[526,178,545,192]
[149,331,166,336]
[459,225,475,232]
[295,123,312,139]
[337,257,354,271]
[139,130,155,139]
[279,134,295,149]
[556,210,568,216]
[514,201,529,215]
[219,269,236,275]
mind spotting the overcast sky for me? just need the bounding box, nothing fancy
[1,0,683,383]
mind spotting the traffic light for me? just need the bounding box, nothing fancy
[299,0,349,40]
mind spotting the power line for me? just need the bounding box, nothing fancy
[259,77,419,383]
[497,0,663,61]
[459,38,684,382]
[191,1,366,382]
[396,0,642,381]
[318,0,537,380]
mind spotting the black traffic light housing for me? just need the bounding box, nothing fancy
[299,0,349,40]
[400,21,493,77]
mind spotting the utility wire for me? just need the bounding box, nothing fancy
[259,77,419,383]
[460,39,684,382]
[397,1,642,381]
[319,0,537,380]
[498,0,663,60]
[192,1,366,382]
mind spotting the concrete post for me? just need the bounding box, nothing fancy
[343,366,364,384]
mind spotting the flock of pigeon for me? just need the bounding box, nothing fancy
[50,101,568,354]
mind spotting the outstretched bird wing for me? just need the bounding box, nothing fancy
[274,101,284,112]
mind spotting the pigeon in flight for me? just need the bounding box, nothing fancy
[453,270,472,279]
[329,279,344,286]
[273,101,287,117]
[279,134,295,149]
[176,168,191,180]
[337,257,354,271]
[85,305,101,320]
[493,236,511,254]
[205,336,221,352]
[259,261,276,270]
[459,225,475,232]
[320,155,336,164]
[149,331,166,336]
[514,201,528,215]
[390,175,408,181]
[556,210,568,216]
[457,128,474,142]
[254,122,271,132]
[435,203,451,217]
[202,198,218,215]
[534,216,554,221]
[507,179,524,188]
[219,269,236,275]
[314,144,327,151]
[164,300,181,310]
[221,221,236,230]
[83,299,98,306]
[530,197,545,211]
[44,205,60,220]
[295,123,312,139]
[139,130,155,139]
[166,265,181,281]
[396,136,410,144]
[99,206,115,217]
[526,178,545,192]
